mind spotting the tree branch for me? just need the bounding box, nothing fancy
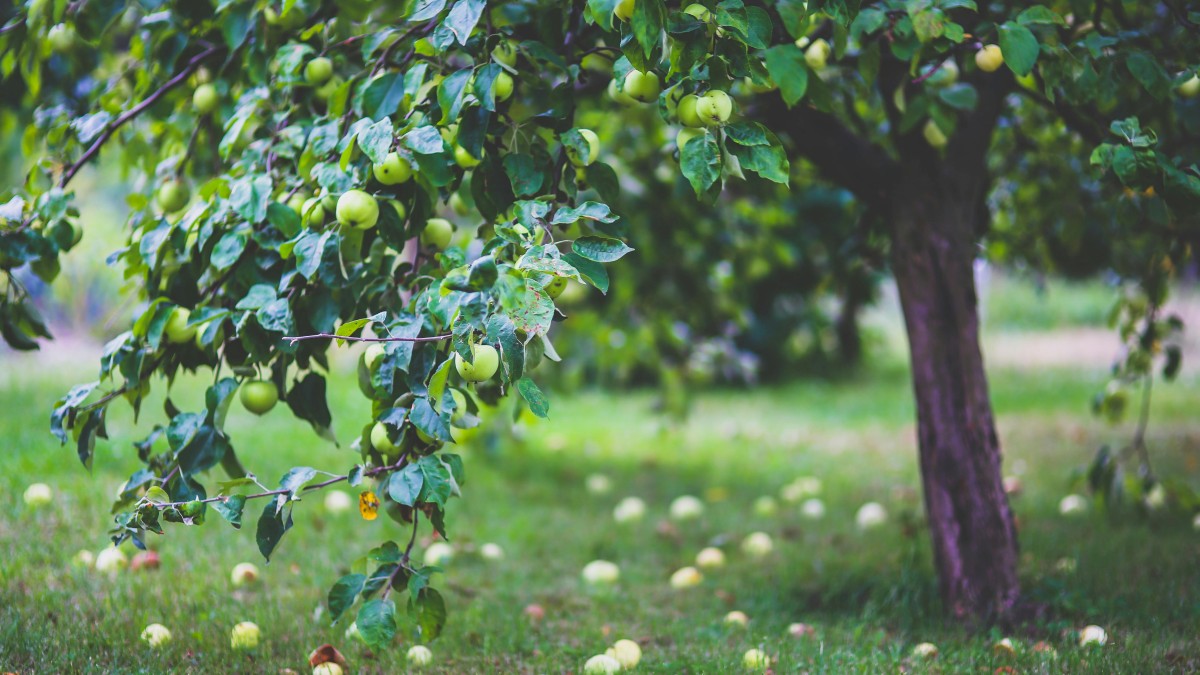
[282,332,452,345]
[59,46,222,188]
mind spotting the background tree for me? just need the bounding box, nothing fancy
[0,0,1197,643]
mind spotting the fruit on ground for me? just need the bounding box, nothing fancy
[421,218,454,249]
[975,44,1004,72]
[743,648,770,670]
[613,0,635,22]
[724,610,749,627]
[193,84,218,114]
[305,57,334,85]
[695,547,725,569]
[669,566,703,589]
[583,654,622,675]
[455,344,500,382]
[586,473,612,494]
[753,495,778,516]
[239,380,279,415]
[741,531,774,557]
[313,663,343,675]
[372,152,413,185]
[230,562,260,586]
[407,645,433,666]
[696,90,733,126]
[336,189,380,229]
[230,621,261,649]
[669,495,704,520]
[855,502,888,529]
[613,496,646,522]
[156,179,190,213]
[623,70,661,103]
[95,546,128,573]
[566,129,600,167]
[912,642,938,658]
[581,560,620,585]
[73,549,95,569]
[140,623,172,648]
[164,307,196,344]
[424,541,454,566]
[479,542,504,560]
[1079,625,1107,646]
[607,639,642,669]
[324,490,352,513]
[23,482,52,507]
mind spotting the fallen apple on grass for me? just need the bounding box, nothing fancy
[23,482,52,508]
[613,496,647,523]
[140,623,172,648]
[695,547,725,569]
[583,654,622,674]
[424,541,454,566]
[230,562,260,586]
[855,502,888,529]
[724,610,749,627]
[95,546,128,574]
[741,532,774,557]
[742,648,769,670]
[606,639,642,669]
[582,560,621,586]
[407,645,433,667]
[911,642,938,658]
[669,495,704,521]
[669,566,703,589]
[230,621,261,650]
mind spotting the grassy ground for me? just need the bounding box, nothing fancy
[1,344,1199,674]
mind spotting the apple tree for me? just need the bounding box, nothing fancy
[2,0,1198,636]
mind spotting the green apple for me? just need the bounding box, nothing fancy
[23,482,52,508]
[239,380,278,415]
[407,645,433,667]
[583,655,621,675]
[695,546,725,569]
[302,197,326,227]
[492,39,519,67]
[581,559,620,585]
[607,639,642,669]
[741,531,773,557]
[567,129,600,167]
[676,94,704,127]
[805,38,831,69]
[193,83,218,115]
[454,144,482,168]
[313,663,344,675]
[95,546,128,574]
[607,78,637,106]
[743,648,769,670]
[613,0,635,22]
[669,566,703,589]
[372,152,413,185]
[623,70,660,103]
[364,343,386,370]
[975,44,1004,72]
[305,56,334,86]
[493,71,514,102]
[923,119,948,148]
[230,561,260,586]
[156,179,190,213]
[230,621,261,650]
[676,127,705,151]
[545,276,568,299]
[455,344,500,382]
[371,421,399,456]
[724,610,749,627]
[923,60,959,87]
[315,76,342,101]
[140,623,172,648]
[265,4,306,29]
[287,192,309,216]
[1178,74,1200,98]
[48,23,77,53]
[669,494,704,520]
[696,90,733,126]
[683,3,711,21]
[336,189,379,229]
[449,192,470,216]
[743,76,776,93]
[164,307,196,344]
[421,218,454,250]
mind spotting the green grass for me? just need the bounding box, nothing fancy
[2,355,1199,674]
[979,272,1117,332]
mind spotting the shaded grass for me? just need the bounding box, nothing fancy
[1,355,1198,673]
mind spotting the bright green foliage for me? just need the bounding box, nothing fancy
[0,0,1198,646]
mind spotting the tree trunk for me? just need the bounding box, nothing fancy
[889,180,1020,621]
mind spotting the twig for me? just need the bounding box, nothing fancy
[282,332,451,345]
[60,46,222,188]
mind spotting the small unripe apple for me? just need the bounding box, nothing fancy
[455,344,500,382]
[545,276,569,299]
[1079,625,1107,646]
[923,119,948,149]
[287,192,308,216]
[301,197,326,227]
[371,421,399,456]
[612,496,646,523]
[607,639,641,669]
[676,94,704,127]
[669,495,704,521]
[140,623,172,648]
[724,610,749,627]
[583,654,621,675]
[581,559,620,585]
[313,663,343,675]
[669,566,703,589]
[856,502,888,529]
[607,78,637,106]
[1178,74,1200,98]
[480,542,504,560]
[741,531,773,557]
[407,645,433,667]
[23,482,52,508]
[923,60,959,87]
[912,642,938,658]
[48,23,77,53]
[567,129,600,168]
[975,44,1004,72]
[239,380,278,415]
[421,218,454,250]
[230,621,261,650]
[805,38,831,70]
[164,307,196,344]
[695,547,725,569]
[492,39,519,67]
[193,83,219,115]
[493,71,514,102]
[230,561,261,586]
[424,541,454,566]
[613,0,635,22]
[623,70,661,103]
[372,152,413,185]
[743,648,769,670]
[676,127,705,151]
[324,490,352,513]
[449,192,470,216]
[336,189,379,229]
[454,144,482,169]
[696,90,733,126]
[95,546,128,574]
[683,3,711,21]
[305,57,334,85]
[156,179,190,214]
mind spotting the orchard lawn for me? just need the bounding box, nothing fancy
[2,350,1199,672]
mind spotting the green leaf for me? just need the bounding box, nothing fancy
[256,498,292,561]
[726,139,790,184]
[417,454,454,507]
[936,83,978,110]
[486,314,524,381]
[328,573,366,624]
[357,118,395,164]
[356,598,398,650]
[517,377,550,418]
[680,133,722,196]
[409,588,447,642]
[1125,52,1171,100]
[285,373,336,442]
[631,0,665,59]
[762,44,809,106]
[362,73,407,120]
[571,236,634,262]
[212,495,246,529]
[387,464,424,506]
[410,397,452,442]
[1016,5,1065,25]
[443,0,486,45]
[551,202,618,225]
[437,68,473,125]
[998,22,1038,76]
[562,252,609,294]
[279,466,318,500]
